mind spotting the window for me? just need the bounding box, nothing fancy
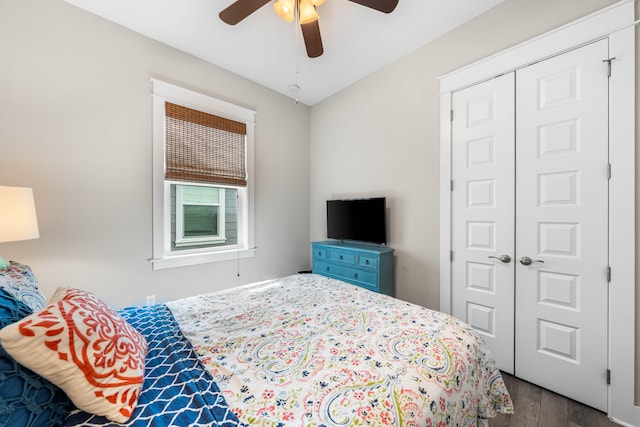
[151,79,255,270]
[174,185,226,248]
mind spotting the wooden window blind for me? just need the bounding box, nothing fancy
[165,102,247,186]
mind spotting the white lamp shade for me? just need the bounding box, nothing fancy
[0,186,40,243]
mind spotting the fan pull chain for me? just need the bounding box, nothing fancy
[290,0,301,103]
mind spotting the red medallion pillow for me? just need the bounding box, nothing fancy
[0,287,147,423]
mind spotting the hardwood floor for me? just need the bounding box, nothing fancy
[490,373,619,427]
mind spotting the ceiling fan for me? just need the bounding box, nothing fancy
[219,0,399,58]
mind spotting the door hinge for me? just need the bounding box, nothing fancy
[607,163,612,180]
[607,369,611,385]
[450,180,454,191]
[450,110,454,122]
[450,250,454,261]
[603,57,616,77]
[607,266,611,282]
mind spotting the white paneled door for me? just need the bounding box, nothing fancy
[514,40,609,411]
[451,73,515,374]
[451,39,609,411]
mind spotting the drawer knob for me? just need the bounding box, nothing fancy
[339,255,343,260]
[354,273,359,279]
[365,260,370,265]
[326,266,330,271]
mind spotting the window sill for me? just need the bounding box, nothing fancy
[150,248,255,270]
[174,238,227,247]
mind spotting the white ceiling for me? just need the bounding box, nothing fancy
[63,0,504,106]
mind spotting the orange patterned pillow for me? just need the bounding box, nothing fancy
[0,287,147,423]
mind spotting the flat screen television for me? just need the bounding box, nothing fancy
[326,197,387,245]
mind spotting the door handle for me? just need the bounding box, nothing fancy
[488,254,511,263]
[520,256,544,266]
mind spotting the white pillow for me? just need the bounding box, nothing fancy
[0,287,147,423]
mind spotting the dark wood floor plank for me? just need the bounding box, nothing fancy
[489,373,619,427]
[539,389,568,426]
[511,378,542,427]
[568,398,587,425]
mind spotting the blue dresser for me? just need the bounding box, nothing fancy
[311,241,394,296]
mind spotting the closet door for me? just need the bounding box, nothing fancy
[450,73,515,373]
[514,39,609,411]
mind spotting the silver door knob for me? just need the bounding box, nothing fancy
[488,254,511,263]
[520,256,544,265]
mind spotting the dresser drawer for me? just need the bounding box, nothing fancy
[313,246,327,259]
[327,249,356,265]
[314,260,378,291]
[357,254,378,269]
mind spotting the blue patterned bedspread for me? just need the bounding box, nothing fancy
[63,304,238,427]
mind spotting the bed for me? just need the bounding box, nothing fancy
[0,266,513,426]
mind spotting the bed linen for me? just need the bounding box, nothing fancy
[167,274,513,426]
[63,304,238,427]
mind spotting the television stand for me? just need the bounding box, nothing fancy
[311,240,394,296]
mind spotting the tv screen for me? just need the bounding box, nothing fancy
[326,197,387,245]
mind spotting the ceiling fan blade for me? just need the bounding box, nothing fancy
[348,0,398,13]
[301,20,324,58]
[219,0,272,25]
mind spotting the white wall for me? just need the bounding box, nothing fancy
[309,0,620,309]
[0,0,311,307]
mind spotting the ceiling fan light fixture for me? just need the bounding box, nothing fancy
[221,0,397,58]
[298,0,319,24]
[273,0,295,22]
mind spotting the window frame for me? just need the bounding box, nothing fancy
[151,79,255,270]
[174,183,226,248]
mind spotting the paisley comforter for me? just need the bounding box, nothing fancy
[167,274,513,426]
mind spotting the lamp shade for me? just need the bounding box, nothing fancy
[0,186,39,243]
